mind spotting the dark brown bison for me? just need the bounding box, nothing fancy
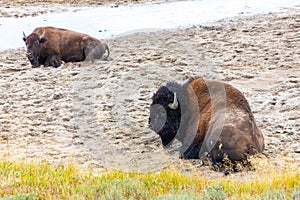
[22,26,110,67]
[149,77,264,165]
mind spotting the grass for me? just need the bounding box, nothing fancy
[0,157,299,199]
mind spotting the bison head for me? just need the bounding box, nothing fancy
[23,31,46,67]
[149,86,181,146]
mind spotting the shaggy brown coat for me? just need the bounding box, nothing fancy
[149,77,264,164]
[23,26,109,67]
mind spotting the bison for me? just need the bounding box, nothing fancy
[22,26,110,68]
[149,77,264,166]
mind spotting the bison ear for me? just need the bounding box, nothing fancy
[39,37,47,43]
[23,37,26,42]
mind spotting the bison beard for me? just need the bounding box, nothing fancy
[149,77,265,165]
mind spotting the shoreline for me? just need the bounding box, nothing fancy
[0,0,178,18]
[1,5,299,51]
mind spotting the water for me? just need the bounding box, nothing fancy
[0,0,299,51]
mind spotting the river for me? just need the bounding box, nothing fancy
[0,0,299,51]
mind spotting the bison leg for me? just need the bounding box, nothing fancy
[83,37,109,62]
[210,149,218,166]
[44,56,62,68]
[209,142,226,164]
[210,145,242,174]
[180,142,201,159]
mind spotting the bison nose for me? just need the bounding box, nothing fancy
[26,53,33,60]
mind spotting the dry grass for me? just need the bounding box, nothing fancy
[0,155,299,199]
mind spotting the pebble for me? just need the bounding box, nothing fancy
[289,78,298,83]
[241,73,254,79]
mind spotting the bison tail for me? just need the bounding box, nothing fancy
[103,43,110,61]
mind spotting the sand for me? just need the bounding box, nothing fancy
[0,1,299,177]
[0,0,177,18]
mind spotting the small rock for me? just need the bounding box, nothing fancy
[70,72,79,76]
[53,93,63,100]
[289,78,298,83]
[241,73,254,79]
[1,134,8,140]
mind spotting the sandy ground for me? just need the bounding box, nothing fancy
[0,0,178,18]
[0,2,299,177]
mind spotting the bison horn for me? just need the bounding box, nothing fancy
[23,32,27,41]
[168,92,179,110]
[39,30,45,40]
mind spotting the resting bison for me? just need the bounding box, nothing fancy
[22,26,110,67]
[149,77,264,165]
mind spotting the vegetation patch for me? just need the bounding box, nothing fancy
[0,157,299,199]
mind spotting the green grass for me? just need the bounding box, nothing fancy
[0,157,299,200]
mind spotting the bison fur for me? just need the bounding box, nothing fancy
[23,26,110,67]
[149,77,265,165]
